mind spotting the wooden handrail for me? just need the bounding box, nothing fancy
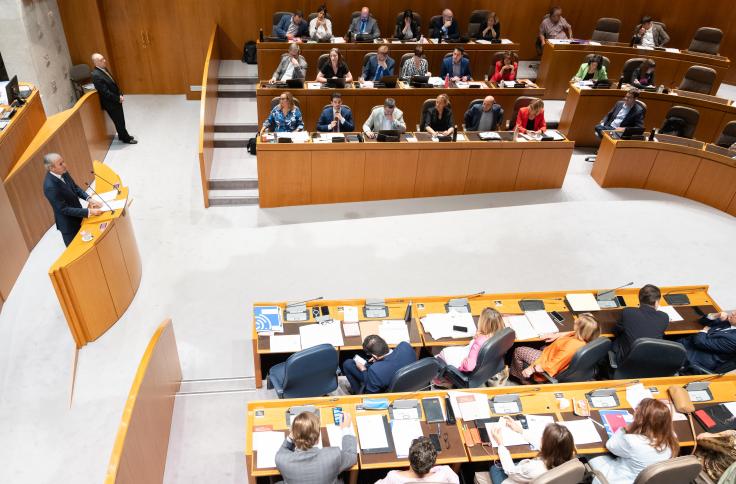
[198,23,221,208]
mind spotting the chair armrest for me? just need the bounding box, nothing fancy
[608,350,618,369]
[444,365,470,387]
[584,462,610,484]
[541,371,558,384]
[688,363,714,375]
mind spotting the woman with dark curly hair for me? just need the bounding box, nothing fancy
[375,436,459,483]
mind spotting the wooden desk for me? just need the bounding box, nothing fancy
[256,132,572,208]
[257,39,521,82]
[537,41,730,99]
[591,132,736,217]
[256,82,544,132]
[559,85,736,146]
[245,374,736,481]
[251,285,719,388]
[48,162,142,348]
[0,86,46,181]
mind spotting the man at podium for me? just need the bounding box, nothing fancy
[42,153,103,246]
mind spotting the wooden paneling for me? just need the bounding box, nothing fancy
[515,147,571,190]
[363,149,419,201]
[645,151,701,196]
[105,319,182,484]
[78,91,114,163]
[413,148,470,198]
[117,209,142,292]
[97,223,135,315]
[0,175,28,304]
[591,138,657,188]
[463,149,521,194]
[0,90,46,181]
[257,149,312,207]
[727,192,736,217]
[686,158,736,211]
[58,0,112,73]
[310,150,366,204]
[198,25,221,207]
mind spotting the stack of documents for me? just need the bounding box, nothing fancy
[378,320,411,345]
[276,132,310,143]
[448,391,491,420]
[487,422,528,447]
[503,310,558,340]
[566,293,601,312]
[658,306,683,322]
[501,80,517,88]
[391,419,424,458]
[252,431,285,468]
[356,414,389,450]
[299,320,344,349]
[543,129,565,140]
[479,131,502,140]
[421,312,476,340]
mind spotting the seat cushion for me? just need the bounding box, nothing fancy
[268,362,286,397]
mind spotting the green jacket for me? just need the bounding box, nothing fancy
[574,62,608,81]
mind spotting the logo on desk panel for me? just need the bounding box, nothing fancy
[254,306,282,333]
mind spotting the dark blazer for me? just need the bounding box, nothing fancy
[274,14,308,39]
[91,67,122,110]
[316,105,355,132]
[275,434,357,484]
[43,171,89,235]
[630,67,655,88]
[601,100,646,129]
[611,305,669,364]
[348,16,380,38]
[464,103,504,131]
[363,341,416,393]
[440,57,472,79]
[362,55,395,81]
[395,19,421,40]
[682,318,736,372]
[431,17,459,40]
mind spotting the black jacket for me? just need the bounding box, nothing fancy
[682,317,736,372]
[464,103,504,131]
[395,19,421,40]
[91,67,122,110]
[43,171,89,235]
[611,305,669,364]
[601,100,645,129]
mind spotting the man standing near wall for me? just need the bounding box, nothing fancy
[90,53,137,144]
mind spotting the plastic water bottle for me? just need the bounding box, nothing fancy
[444,74,450,88]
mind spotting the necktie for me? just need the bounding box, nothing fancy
[361,19,366,34]
[334,110,339,132]
[374,66,383,81]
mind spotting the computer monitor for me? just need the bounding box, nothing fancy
[286,78,304,89]
[5,75,20,105]
[376,129,400,142]
[325,77,346,89]
[377,76,397,88]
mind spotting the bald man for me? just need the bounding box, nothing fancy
[347,7,380,39]
[464,96,504,131]
[431,9,459,41]
[90,53,137,144]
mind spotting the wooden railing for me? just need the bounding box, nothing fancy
[105,319,182,484]
[198,23,221,208]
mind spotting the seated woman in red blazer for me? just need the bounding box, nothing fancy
[490,51,518,83]
[515,99,546,134]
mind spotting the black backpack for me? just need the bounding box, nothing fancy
[247,137,256,155]
[243,41,257,64]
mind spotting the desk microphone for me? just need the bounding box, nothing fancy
[597,282,634,299]
[85,182,115,215]
[454,291,486,300]
[90,170,121,194]
[287,296,324,307]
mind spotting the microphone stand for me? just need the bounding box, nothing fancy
[85,182,116,215]
[90,170,121,195]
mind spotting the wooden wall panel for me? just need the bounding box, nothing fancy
[105,319,182,484]
[0,90,46,181]
[58,0,112,73]
[0,175,28,304]
[198,25,221,207]
[78,92,114,163]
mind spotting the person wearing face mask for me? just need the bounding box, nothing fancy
[348,7,380,40]
[609,284,669,366]
[309,5,332,41]
[630,59,656,89]
[270,43,308,82]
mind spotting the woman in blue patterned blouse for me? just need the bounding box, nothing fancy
[262,91,304,132]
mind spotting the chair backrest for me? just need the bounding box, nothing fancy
[613,338,686,379]
[281,343,338,398]
[636,99,648,115]
[387,357,441,393]
[307,12,332,24]
[678,65,717,94]
[317,53,330,70]
[633,455,702,484]
[419,99,436,131]
[70,63,91,82]
[273,11,292,32]
[270,96,302,110]
[467,10,490,38]
[688,27,723,55]
[715,120,736,147]
[466,328,516,387]
[661,105,700,139]
[506,96,540,129]
[399,52,414,78]
[592,17,621,42]
[531,458,586,484]
[583,53,611,70]
[620,57,647,84]
[429,15,443,37]
[488,52,517,79]
[554,337,612,383]
[363,52,376,69]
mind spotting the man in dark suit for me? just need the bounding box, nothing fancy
[91,53,137,144]
[681,310,736,373]
[341,335,416,394]
[610,284,669,365]
[347,7,380,40]
[440,47,472,81]
[274,11,308,41]
[42,153,103,246]
[316,92,354,132]
[431,9,460,41]
[361,45,395,82]
[594,88,645,138]
[464,95,504,131]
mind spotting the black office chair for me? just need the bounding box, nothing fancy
[442,328,516,388]
[608,338,686,380]
[541,337,612,384]
[317,53,330,71]
[684,357,736,376]
[506,96,539,130]
[466,10,490,39]
[659,105,700,139]
[267,343,338,398]
[362,52,376,74]
[269,11,293,40]
[270,96,301,110]
[591,18,621,43]
[385,358,441,393]
[678,65,717,94]
[715,120,736,147]
[428,15,443,39]
[619,58,646,86]
[633,455,702,484]
[688,27,724,55]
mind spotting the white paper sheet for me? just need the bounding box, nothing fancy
[94,198,127,212]
[558,419,602,444]
[449,391,490,420]
[332,36,346,44]
[342,322,360,337]
[440,343,473,368]
[501,38,512,44]
[392,407,420,420]
[487,422,528,447]
[543,129,566,141]
[299,321,344,349]
[379,320,411,345]
[475,39,492,44]
[525,310,559,335]
[526,415,555,450]
[326,424,345,449]
[90,190,119,203]
[391,419,424,458]
[276,132,309,143]
[658,305,683,322]
[626,383,653,409]
[449,312,476,338]
[724,401,736,417]
[665,47,681,53]
[269,334,302,353]
[356,414,389,450]
[343,306,359,323]
[566,293,601,312]
[504,315,537,340]
[590,395,618,408]
[253,431,285,468]
[307,82,322,89]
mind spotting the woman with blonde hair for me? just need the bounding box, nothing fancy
[511,313,599,383]
[514,98,546,135]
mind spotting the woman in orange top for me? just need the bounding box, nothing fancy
[515,98,546,135]
[510,313,599,383]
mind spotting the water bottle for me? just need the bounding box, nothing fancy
[259,29,264,42]
[444,74,450,88]
[452,125,458,142]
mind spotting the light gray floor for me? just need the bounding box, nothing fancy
[0,81,735,484]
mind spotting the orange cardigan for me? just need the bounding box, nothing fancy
[534,334,585,379]
[515,106,547,133]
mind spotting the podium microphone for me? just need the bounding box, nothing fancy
[85,182,116,215]
[90,170,121,194]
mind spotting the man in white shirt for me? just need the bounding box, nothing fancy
[632,16,670,48]
[362,98,406,138]
[595,89,645,138]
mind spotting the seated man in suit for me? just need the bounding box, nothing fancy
[610,284,669,366]
[348,7,380,39]
[631,16,670,48]
[274,10,308,41]
[361,45,395,82]
[440,47,472,82]
[362,98,406,138]
[464,96,504,131]
[269,43,307,82]
[342,335,416,394]
[431,9,459,41]
[681,310,736,373]
[42,153,103,246]
[594,88,645,138]
[316,92,355,132]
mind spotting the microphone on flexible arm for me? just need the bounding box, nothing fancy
[90,170,121,194]
[85,182,115,215]
[596,282,634,301]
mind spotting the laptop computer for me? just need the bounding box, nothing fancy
[325,78,346,89]
[613,127,645,140]
[377,129,401,142]
[286,79,304,88]
[376,76,398,88]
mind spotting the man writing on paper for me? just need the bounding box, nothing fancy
[42,153,103,246]
[341,335,415,394]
